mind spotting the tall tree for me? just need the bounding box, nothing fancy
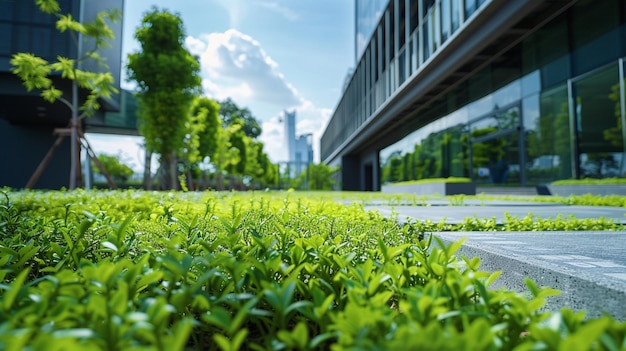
[126,7,201,189]
[245,140,264,187]
[226,120,248,176]
[213,125,241,190]
[180,96,221,189]
[188,97,221,163]
[219,98,262,139]
[10,0,121,189]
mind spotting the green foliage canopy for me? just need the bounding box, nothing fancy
[184,96,221,164]
[92,154,134,182]
[126,7,201,189]
[296,163,340,190]
[126,7,202,156]
[219,98,262,139]
[226,123,248,175]
[10,0,121,118]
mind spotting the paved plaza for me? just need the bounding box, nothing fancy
[365,201,626,319]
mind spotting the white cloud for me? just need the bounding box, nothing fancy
[258,114,287,162]
[185,29,334,162]
[186,29,301,109]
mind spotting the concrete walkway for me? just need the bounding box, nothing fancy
[366,200,626,224]
[364,201,626,319]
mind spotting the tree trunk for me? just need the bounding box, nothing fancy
[143,150,152,190]
[216,171,224,191]
[186,170,194,191]
[202,170,208,190]
[161,151,178,190]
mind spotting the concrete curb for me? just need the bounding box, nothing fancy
[433,231,626,320]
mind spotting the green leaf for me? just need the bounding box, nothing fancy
[41,87,62,102]
[164,317,194,350]
[2,268,29,311]
[430,263,444,276]
[101,241,118,252]
[485,270,501,287]
[277,321,309,349]
[314,293,336,319]
[203,307,232,331]
[228,296,260,335]
[35,0,60,14]
[56,14,87,33]
[463,256,481,271]
[0,246,18,258]
[214,329,248,351]
[16,242,39,268]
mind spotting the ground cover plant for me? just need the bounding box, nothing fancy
[1,189,625,350]
[551,178,626,185]
[327,190,626,208]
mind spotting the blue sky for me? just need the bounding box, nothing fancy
[88,0,354,171]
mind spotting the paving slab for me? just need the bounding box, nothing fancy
[364,203,626,319]
[434,231,626,319]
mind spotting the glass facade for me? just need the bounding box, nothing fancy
[0,0,75,70]
[356,0,389,61]
[323,0,626,189]
[323,0,483,163]
[377,0,626,186]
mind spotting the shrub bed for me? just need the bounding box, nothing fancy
[0,190,624,350]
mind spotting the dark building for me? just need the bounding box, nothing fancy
[321,0,626,191]
[0,0,129,189]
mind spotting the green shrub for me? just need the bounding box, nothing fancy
[551,177,626,185]
[0,190,624,350]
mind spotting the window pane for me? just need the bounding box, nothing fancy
[410,0,419,33]
[441,0,450,42]
[422,20,430,60]
[451,0,460,32]
[464,0,476,18]
[0,23,11,54]
[398,48,406,85]
[570,0,620,75]
[0,1,14,21]
[381,17,386,71]
[389,5,395,60]
[525,85,572,182]
[470,107,521,185]
[399,0,406,47]
[573,64,623,178]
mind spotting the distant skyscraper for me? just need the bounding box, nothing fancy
[283,110,312,177]
[284,110,296,163]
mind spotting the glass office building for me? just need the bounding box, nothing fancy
[355,0,389,60]
[321,0,626,190]
[0,0,125,189]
